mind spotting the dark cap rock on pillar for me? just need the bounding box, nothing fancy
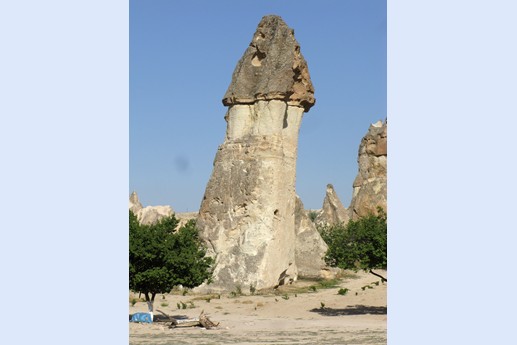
[222,15,315,112]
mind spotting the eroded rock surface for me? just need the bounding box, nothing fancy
[294,196,328,278]
[315,184,350,226]
[222,15,314,112]
[129,191,143,214]
[175,212,198,229]
[197,15,315,292]
[138,205,174,226]
[348,120,387,219]
[128,192,174,226]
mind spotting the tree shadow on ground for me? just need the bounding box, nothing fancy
[309,305,387,316]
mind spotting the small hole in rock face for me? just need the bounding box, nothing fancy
[274,209,279,216]
[251,51,266,67]
[251,55,262,67]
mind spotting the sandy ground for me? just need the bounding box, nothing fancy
[129,270,387,345]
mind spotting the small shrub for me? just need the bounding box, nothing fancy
[320,302,326,309]
[308,211,318,222]
[176,303,181,310]
[339,271,360,280]
[337,288,349,296]
[188,301,195,309]
[160,302,169,307]
[309,286,317,292]
[318,279,340,289]
[130,298,137,306]
[282,294,289,300]
[180,301,187,309]
[250,283,256,295]
[182,289,188,296]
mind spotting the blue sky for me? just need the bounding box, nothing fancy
[130,0,386,212]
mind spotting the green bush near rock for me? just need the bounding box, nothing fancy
[319,207,387,281]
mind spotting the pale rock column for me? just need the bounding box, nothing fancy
[196,15,315,292]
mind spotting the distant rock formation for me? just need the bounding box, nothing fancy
[129,191,143,214]
[315,184,350,226]
[196,15,315,292]
[175,212,198,229]
[128,191,174,226]
[348,120,387,219]
[316,120,387,226]
[294,196,328,278]
[138,205,174,226]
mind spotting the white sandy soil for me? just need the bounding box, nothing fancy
[129,270,387,344]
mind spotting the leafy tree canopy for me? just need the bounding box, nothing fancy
[129,211,213,305]
[319,207,387,280]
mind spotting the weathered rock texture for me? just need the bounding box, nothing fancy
[175,212,199,229]
[315,184,350,226]
[129,191,143,214]
[348,120,387,219]
[197,15,315,292]
[222,16,314,112]
[129,192,174,226]
[315,120,387,226]
[294,196,328,278]
[138,205,174,226]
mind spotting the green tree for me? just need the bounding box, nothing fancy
[308,211,319,223]
[129,211,213,315]
[319,207,387,281]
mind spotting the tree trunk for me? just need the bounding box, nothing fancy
[369,269,387,282]
[144,292,155,321]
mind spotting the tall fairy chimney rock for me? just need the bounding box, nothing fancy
[348,120,387,219]
[197,15,315,292]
